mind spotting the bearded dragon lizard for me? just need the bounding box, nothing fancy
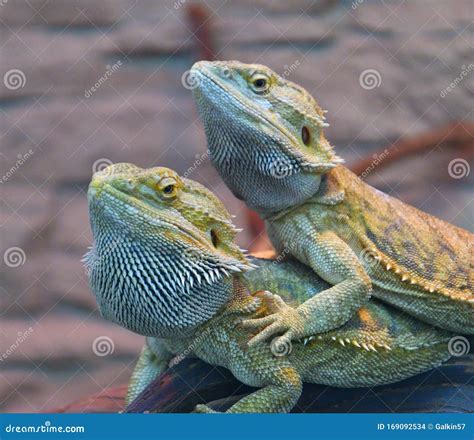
[190,60,473,350]
[85,163,453,413]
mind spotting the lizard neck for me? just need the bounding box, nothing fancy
[258,168,345,221]
[253,172,322,220]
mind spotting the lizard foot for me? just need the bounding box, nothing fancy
[193,404,219,413]
[240,293,305,348]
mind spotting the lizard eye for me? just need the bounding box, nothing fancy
[301,126,311,146]
[250,74,270,94]
[157,177,179,199]
[163,185,174,194]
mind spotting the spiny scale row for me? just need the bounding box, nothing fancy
[298,335,392,352]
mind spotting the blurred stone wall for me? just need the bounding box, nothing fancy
[0,0,472,412]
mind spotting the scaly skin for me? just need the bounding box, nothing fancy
[86,163,453,413]
[190,60,473,348]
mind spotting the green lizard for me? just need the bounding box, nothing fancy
[85,163,453,413]
[190,60,473,349]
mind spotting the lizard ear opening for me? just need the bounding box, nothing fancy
[301,126,311,146]
[210,229,219,248]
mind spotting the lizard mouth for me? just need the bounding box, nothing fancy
[191,66,302,150]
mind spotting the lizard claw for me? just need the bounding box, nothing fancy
[240,294,304,347]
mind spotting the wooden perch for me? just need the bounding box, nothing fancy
[350,121,474,176]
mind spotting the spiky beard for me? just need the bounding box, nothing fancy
[84,230,245,338]
[85,199,249,338]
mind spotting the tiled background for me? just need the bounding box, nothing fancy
[1,0,472,412]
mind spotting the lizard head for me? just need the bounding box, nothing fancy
[191,60,343,213]
[86,162,251,337]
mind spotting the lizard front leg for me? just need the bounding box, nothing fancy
[242,231,372,346]
[126,338,172,406]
